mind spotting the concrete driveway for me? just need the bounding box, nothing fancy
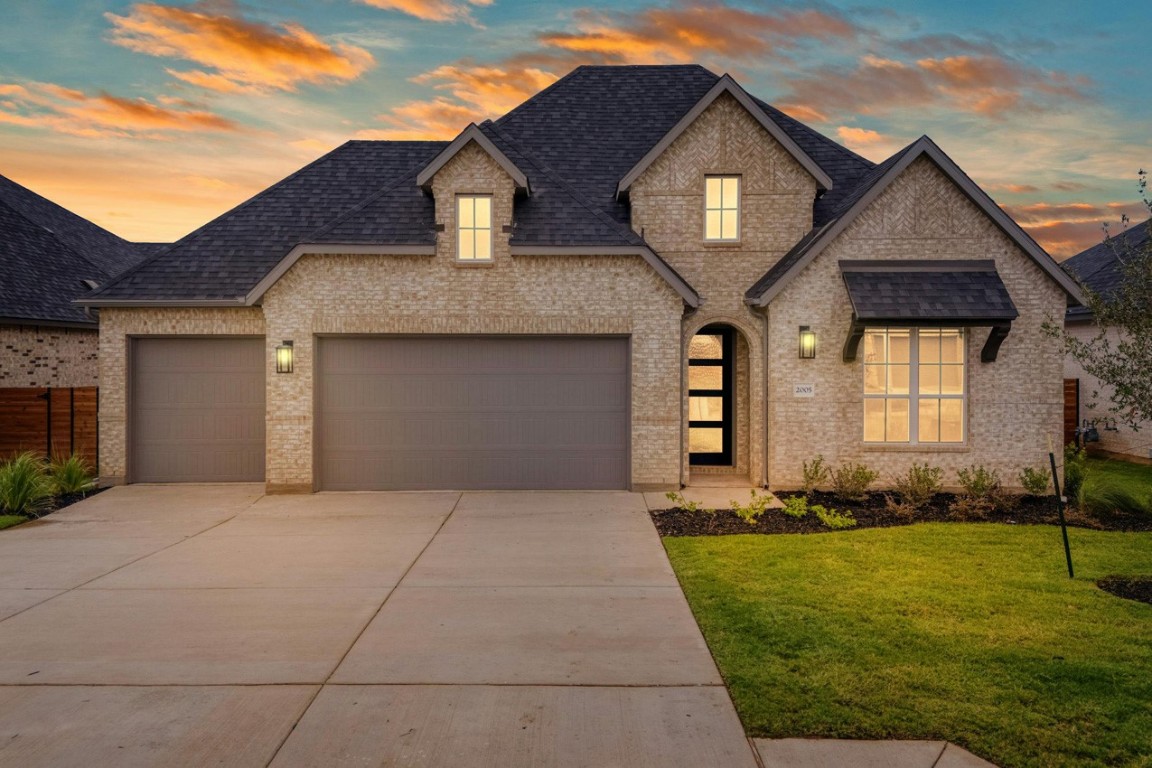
[0,485,757,767]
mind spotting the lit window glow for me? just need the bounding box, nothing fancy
[863,328,965,444]
[704,176,740,241]
[457,195,492,261]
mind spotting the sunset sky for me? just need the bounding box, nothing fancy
[1,0,1148,258]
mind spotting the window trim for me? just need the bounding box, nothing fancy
[456,194,493,262]
[703,175,740,242]
[862,327,967,446]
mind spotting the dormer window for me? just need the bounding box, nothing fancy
[457,195,493,261]
[704,176,740,241]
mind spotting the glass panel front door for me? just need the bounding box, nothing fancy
[689,326,733,465]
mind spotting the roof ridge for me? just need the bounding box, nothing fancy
[481,121,641,245]
[88,140,362,299]
[0,193,106,280]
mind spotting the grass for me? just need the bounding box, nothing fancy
[664,524,1152,768]
[0,515,26,531]
[1086,457,1152,494]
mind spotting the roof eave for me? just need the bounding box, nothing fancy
[616,73,834,199]
[416,124,530,194]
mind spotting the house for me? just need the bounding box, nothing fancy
[0,172,159,388]
[1062,218,1151,461]
[79,65,1083,492]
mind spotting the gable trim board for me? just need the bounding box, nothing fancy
[416,124,531,193]
[616,74,834,199]
[744,136,1086,308]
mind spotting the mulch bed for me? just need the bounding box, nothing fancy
[1097,576,1152,605]
[651,490,1152,537]
[1,487,106,524]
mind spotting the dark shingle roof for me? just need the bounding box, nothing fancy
[840,260,1018,322]
[0,173,156,324]
[1062,218,1150,318]
[87,65,878,304]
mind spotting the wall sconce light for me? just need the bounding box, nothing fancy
[275,340,294,374]
[799,326,816,359]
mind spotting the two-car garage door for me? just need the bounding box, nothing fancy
[316,337,629,490]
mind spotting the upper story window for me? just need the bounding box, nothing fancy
[863,328,966,444]
[704,175,740,241]
[457,195,492,261]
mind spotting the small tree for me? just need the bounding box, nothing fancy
[1050,171,1152,430]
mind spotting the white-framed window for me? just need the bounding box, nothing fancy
[863,327,966,444]
[457,195,492,261]
[704,175,740,241]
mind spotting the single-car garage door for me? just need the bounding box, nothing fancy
[130,338,265,482]
[317,336,629,490]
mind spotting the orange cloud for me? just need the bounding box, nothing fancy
[985,183,1041,194]
[357,97,481,140]
[358,0,492,25]
[106,1,374,92]
[0,80,240,138]
[1002,201,1148,258]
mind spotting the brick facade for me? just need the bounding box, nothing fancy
[0,325,99,387]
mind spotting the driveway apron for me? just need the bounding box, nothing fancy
[0,486,756,767]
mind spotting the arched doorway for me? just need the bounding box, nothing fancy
[688,324,735,466]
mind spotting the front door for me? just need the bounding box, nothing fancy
[688,326,733,466]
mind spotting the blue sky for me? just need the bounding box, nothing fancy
[1,0,1148,256]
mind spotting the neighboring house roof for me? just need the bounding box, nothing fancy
[1062,217,1150,319]
[83,65,874,308]
[0,173,158,326]
[745,136,1086,307]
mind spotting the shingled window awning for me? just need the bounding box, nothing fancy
[839,260,1019,363]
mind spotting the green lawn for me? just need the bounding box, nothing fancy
[665,524,1152,768]
[0,515,26,531]
[1087,456,1152,493]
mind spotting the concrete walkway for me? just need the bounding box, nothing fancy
[0,485,996,767]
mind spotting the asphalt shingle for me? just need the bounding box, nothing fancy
[1061,218,1149,317]
[840,260,1019,322]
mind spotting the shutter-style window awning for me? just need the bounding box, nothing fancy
[839,260,1019,363]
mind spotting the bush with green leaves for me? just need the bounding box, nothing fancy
[892,463,943,510]
[1019,466,1051,496]
[781,495,809,519]
[729,488,773,525]
[830,461,878,501]
[1076,475,1151,517]
[813,504,856,529]
[49,454,95,496]
[665,490,700,513]
[1063,444,1088,502]
[0,452,54,517]
[950,464,1004,518]
[801,455,829,494]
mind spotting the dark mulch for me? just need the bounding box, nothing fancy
[651,490,1152,537]
[1,487,106,524]
[1097,576,1152,605]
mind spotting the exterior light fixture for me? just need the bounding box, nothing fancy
[275,340,294,374]
[798,326,816,359]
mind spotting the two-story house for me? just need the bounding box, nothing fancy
[80,65,1082,492]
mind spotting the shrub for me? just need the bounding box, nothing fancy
[801,455,830,494]
[0,452,54,517]
[730,489,773,525]
[950,464,1004,518]
[48,454,94,496]
[1076,476,1151,517]
[1019,466,1051,496]
[665,490,701,513]
[893,463,943,510]
[813,504,856,529]
[781,495,809,519]
[830,462,878,501]
[1063,444,1088,502]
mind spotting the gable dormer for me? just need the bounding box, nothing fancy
[417,123,530,265]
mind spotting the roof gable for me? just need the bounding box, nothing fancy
[416,124,530,193]
[616,74,834,198]
[745,136,1086,307]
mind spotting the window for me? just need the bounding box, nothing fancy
[457,195,492,260]
[704,176,739,241]
[863,328,965,444]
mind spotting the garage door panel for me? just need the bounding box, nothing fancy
[131,339,265,483]
[318,337,629,490]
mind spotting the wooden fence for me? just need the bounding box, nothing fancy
[1063,378,1079,449]
[0,387,98,467]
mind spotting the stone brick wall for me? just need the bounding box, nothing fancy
[629,93,821,485]
[765,156,1069,490]
[0,325,98,387]
[96,308,266,484]
[1064,321,1151,460]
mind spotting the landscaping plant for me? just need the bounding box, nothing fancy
[781,495,809,519]
[950,464,1003,518]
[1019,465,1050,496]
[812,504,856,529]
[0,452,54,517]
[801,455,829,494]
[49,454,95,496]
[1063,443,1088,502]
[730,489,773,525]
[830,461,878,502]
[887,462,943,516]
[1076,475,1152,517]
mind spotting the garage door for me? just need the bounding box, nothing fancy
[317,337,629,490]
[130,338,265,482]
